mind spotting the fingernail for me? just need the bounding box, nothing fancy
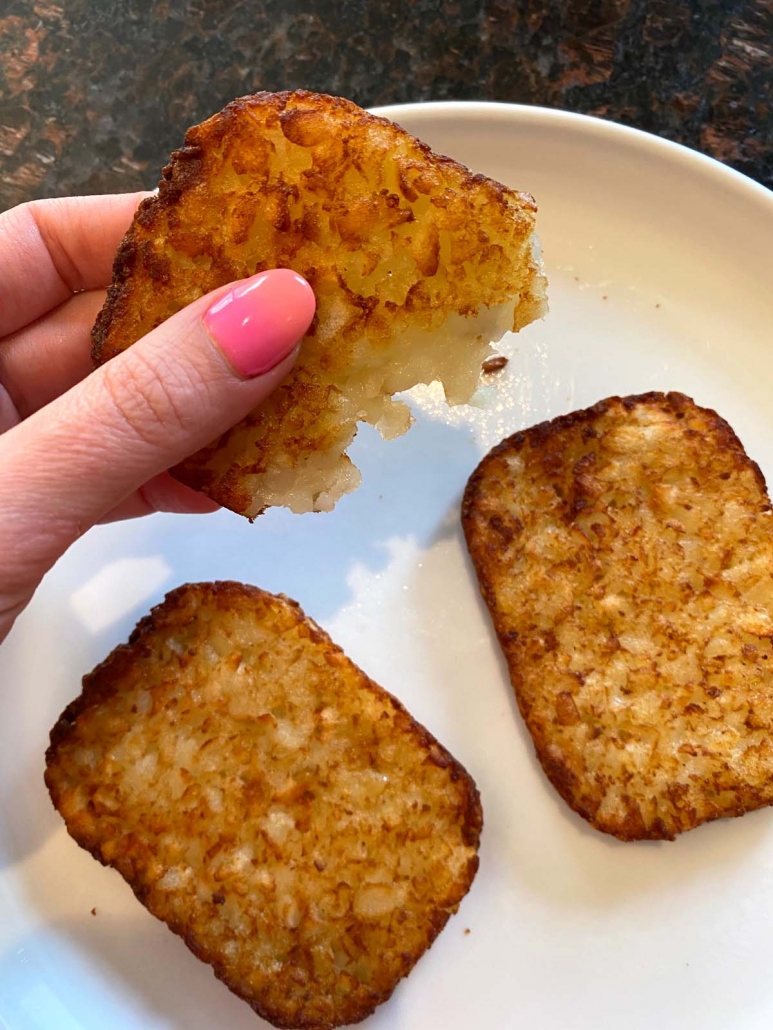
[204,268,316,377]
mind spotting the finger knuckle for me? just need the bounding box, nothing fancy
[100,348,208,448]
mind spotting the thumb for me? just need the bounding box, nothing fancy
[0,267,315,593]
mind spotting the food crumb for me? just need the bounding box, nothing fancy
[602,295,608,301]
[464,928,471,935]
[655,303,661,308]
[91,908,97,916]
[482,355,509,373]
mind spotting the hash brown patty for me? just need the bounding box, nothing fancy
[45,582,482,1028]
[463,392,773,842]
[92,90,546,517]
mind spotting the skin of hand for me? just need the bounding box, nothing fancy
[0,193,316,645]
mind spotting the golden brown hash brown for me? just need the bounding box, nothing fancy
[45,582,482,1030]
[92,90,546,517]
[462,392,773,842]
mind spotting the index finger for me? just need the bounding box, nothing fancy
[0,191,150,339]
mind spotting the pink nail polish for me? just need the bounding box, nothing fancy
[204,268,316,377]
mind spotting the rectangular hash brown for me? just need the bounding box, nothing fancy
[463,392,773,842]
[45,582,482,1029]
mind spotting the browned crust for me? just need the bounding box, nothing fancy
[464,391,766,497]
[46,581,482,1029]
[91,90,535,365]
[462,391,772,843]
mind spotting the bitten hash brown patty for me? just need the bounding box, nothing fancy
[92,90,546,517]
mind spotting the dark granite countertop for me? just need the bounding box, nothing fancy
[1,0,771,209]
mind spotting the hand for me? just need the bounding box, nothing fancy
[0,193,316,644]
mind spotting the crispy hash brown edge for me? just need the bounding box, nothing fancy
[461,390,769,843]
[45,581,483,1029]
[91,89,537,365]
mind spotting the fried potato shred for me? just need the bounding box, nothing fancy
[463,392,773,841]
[45,582,482,1029]
[93,90,546,516]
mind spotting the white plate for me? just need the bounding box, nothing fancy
[2,102,773,1030]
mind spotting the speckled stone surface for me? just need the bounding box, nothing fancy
[1,0,771,209]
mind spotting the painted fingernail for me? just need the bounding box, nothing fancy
[204,268,316,377]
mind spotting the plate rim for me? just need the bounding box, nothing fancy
[370,100,773,212]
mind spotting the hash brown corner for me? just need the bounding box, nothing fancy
[92,90,546,517]
[45,582,482,1029]
[463,391,773,842]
